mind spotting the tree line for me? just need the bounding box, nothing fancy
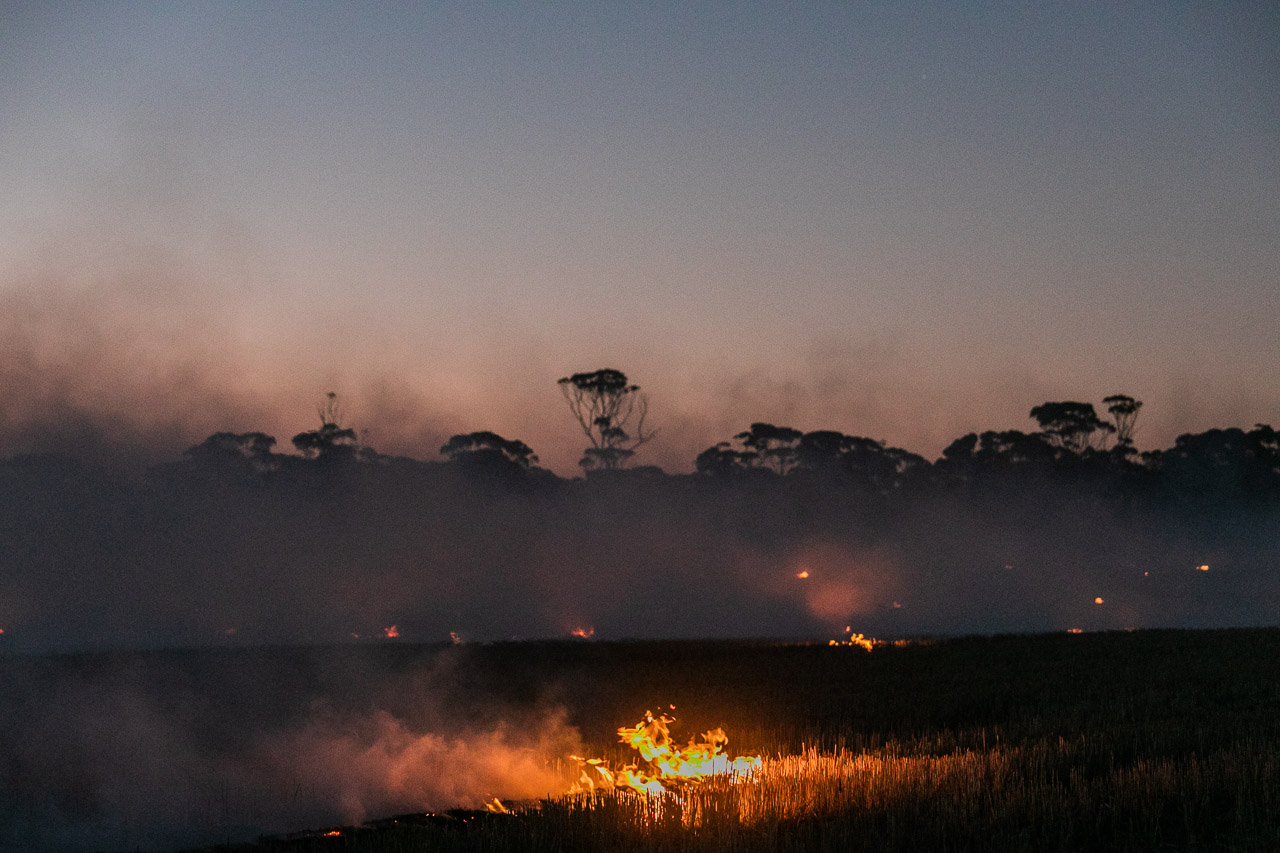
[164,369,1280,510]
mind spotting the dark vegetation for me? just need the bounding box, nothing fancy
[1,375,1277,651]
[150,629,1280,852]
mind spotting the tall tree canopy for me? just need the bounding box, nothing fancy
[557,369,656,470]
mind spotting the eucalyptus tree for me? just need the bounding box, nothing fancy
[557,368,656,470]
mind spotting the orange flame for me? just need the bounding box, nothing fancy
[383,625,400,638]
[1197,564,1210,572]
[1094,597,1104,605]
[795,570,810,579]
[570,626,595,639]
[570,710,761,796]
[829,627,875,650]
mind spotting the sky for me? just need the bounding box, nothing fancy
[2,2,1278,474]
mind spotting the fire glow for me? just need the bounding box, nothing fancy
[569,709,761,796]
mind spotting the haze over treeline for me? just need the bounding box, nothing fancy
[1,373,1276,655]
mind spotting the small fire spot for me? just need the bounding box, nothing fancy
[892,601,902,609]
[1067,628,1083,634]
[223,627,236,636]
[570,626,594,639]
[1197,564,1210,572]
[1094,597,1104,604]
[351,633,360,639]
[450,631,463,644]
[383,625,400,639]
[795,570,810,579]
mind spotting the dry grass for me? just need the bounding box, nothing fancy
[192,629,1280,852]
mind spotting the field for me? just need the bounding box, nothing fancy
[165,628,1280,853]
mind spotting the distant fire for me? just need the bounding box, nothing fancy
[829,629,875,651]
[570,626,595,639]
[1067,628,1083,634]
[1197,564,1210,571]
[570,709,761,796]
[450,631,463,644]
[223,627,237,636]
[1094,597,1104,605]
[795,570,810,579]
[383,625,400,639]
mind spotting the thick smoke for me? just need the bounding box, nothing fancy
[0,648,579,851]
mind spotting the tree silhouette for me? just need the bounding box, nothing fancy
[1029,401,1115,453]
[1103,394,1143,448]
[440,431,538,471]
[291,392,358,461]
[557,369,656,470]
[735,423,803,474]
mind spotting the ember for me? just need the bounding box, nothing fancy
[383,625,400,638]
[829,627,876,650]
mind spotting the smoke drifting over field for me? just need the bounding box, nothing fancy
[0,647,579,851]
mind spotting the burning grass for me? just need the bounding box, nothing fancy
[179,629,1280,853]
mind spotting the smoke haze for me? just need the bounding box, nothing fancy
[0,647,580,851]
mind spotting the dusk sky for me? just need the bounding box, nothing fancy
[3,2,1277,473]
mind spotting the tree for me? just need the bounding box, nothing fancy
[291,392,358,461]
[792,430,926,490]
[734,423,803,474]
[1029,401,1114,453]
[440,431,538,471]
[557,369,656,470]
[179,431,280,481]
[1103,394,1143,447]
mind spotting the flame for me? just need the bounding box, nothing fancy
[323,830,341,837]
[1197,564,1210,572]
[570,626,595,639]
[450,631,463,645]
[795,570,810,579]
[1094,597,1104,605]
[485,797,511,813]
[829,627,875,650]
[383,625,400,639]
[570,709,761,796]
[1067,628,1083,634]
